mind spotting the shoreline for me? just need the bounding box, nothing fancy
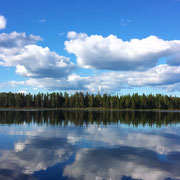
[0,107,180,112]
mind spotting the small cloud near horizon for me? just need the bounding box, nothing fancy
[59,32,65,36]
[38,18,46,23]
[120,18,132,26]
[0,15,7,29]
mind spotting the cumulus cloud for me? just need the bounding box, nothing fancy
[23,64,180,92]
[25,74,89,91]
[0,81,25,89]
[162,83,180,92]
[92,64,180,92]
[0,16,6,29]
[65,32,180,71]
[12,45,75,78]
[2,63,180,93]
[23,73,120,92]
[0,32,41,48]
[1,30,180,93]
[0,32,75,78]
[124,64,180,86]
[86,64,180,92]
[167,52,180,66]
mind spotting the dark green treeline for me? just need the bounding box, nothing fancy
[0,92,180,109]
[0,110,180,127]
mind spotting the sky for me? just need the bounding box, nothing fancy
[0,0,180,95]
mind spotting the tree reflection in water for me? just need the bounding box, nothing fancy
[0,110,180,127]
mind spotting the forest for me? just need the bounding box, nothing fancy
[0,92,180,109]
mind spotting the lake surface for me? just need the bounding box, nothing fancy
[0,110,180,180]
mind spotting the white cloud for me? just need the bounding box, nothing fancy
[0,31,42,48]
[91,64,180,92]
[21,64,180,92]
[12,45,75,78]
[59,32,65,36]
[167,52,180,66]
[67,31,87,40]
[0,16,6,29]
[65,32,180,71]
[0,81,25,89]
[120,18,131,26]
[0,32,75,78]
[17,90,27,94]
[1,63,180,93]
[25,74,89,91]
[38,18,46,23]
[125,64,180,86]
[161,82,180,92]
[1,31,180,93]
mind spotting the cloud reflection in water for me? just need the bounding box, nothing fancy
[0,111,180,179]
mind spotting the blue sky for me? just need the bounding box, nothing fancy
[0,0,180,95]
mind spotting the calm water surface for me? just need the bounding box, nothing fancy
[0,110,180,180]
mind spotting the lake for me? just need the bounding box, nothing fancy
[0,110,180,180]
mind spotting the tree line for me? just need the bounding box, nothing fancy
[0,92,180,109]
